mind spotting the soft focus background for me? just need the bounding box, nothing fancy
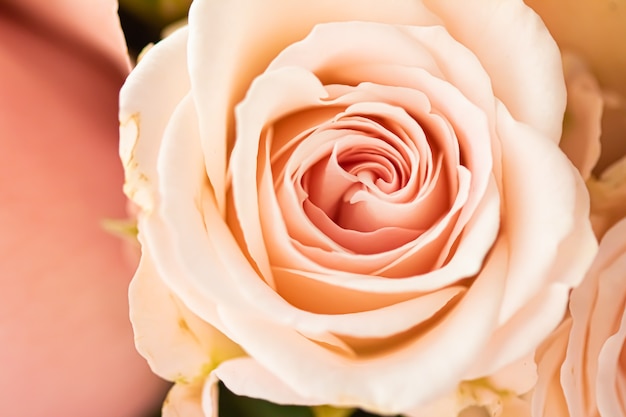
[0,1,174,416]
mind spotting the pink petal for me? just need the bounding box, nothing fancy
[4,0,130,74]
[129,251,243,382]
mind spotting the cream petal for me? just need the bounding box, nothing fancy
[495,102,595,324]
[148,94,267,313]
[267,22,497,127]
[424,0,566,142]
[470,135,596,377]
[214,357,326,406]
[149,93,331,342]
[119,27,190,212]
[162,381,208,417]
[135,94,257,345]
[465,282,571,380]
[267,22,444,79]
[129,250,241,383]
[200,373,221,417]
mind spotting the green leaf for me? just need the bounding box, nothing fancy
[312,405,354,417]
[219,383,315,417]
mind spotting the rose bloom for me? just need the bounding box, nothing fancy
[121,0,598,415]
[533,218,626,417]
[0,1,167,416]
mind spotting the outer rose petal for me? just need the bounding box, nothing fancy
[129,250,243,383]
[406,356,536,417]
[0,2,166,417]
[424,0,566,143]
[213,357,327,406]
[120,26,191,213]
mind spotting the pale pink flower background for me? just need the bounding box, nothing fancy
[0,1,167,416]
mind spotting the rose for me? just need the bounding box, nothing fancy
[0,1,167,416]
[533,218,626,417]
[121,0,597,414]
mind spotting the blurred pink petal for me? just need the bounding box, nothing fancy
[0,2,167,416]
[4,0,130,73]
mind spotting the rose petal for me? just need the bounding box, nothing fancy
[162,381,208,417]
[424,0,566,142]
[214,357,327,406]
[120,27,190,212]
[494,102,595,324]
[130,250,243,382]
[140,94,256,322]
